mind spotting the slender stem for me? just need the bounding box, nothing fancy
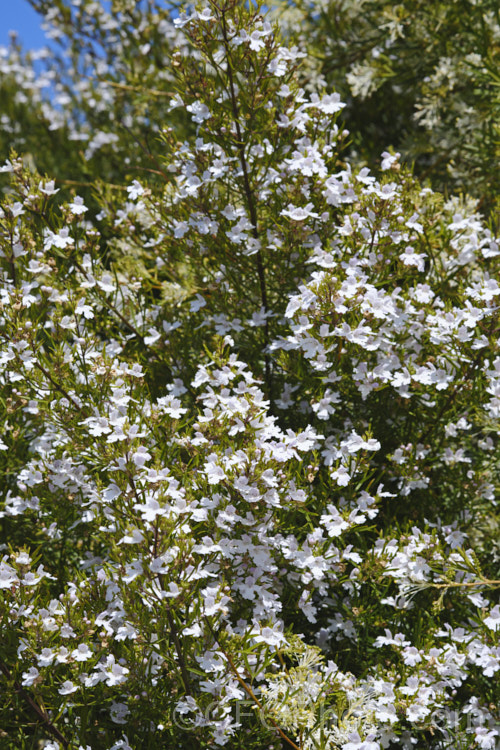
[418,314,500,450]
[73,259,147,345]
[127,470,192,694]
[55,178,127,191]
[218,6,272,402]
[0,660,70,748]
[203,619,301,750]
[105,80,171,97]
[7,228,18,288]
[430,578,500,590]
[220,648,302,750]
[119,121,171,182]
[33,360,83,413]
[418,353,481,447]
[164,605,192,695]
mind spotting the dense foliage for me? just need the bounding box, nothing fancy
[273,0,500,214]
[0,2,499,749]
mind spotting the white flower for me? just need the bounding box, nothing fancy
[96,273,116,293]
[189,293,206,312]
[98,656,130,686]
[399,246,427,271]
[484,604,500,631]
[474,726,499,749]
[72,644,93,662]
[37,648,55,667]
[69,196,88,214]
[44,228,74,251]
[21,667,39,686]
[126,180,144,200]
[156,395,187,419]
[133,496,166,522]
[343,733,380,750]
[75,299,94,319]
[11,202,25,217]
[313,92,345,114]
[59,680,78,695]
[204,455,227,485]
[406,702,431,722]
[173,12,192,28]
[110,702,130,725]
[0,159,15,172]
[342,432,381,453]
[381,151,400,170]
[402,646,422,666]
[119,528,144,545]
[375,702,397,724]
[280,203,318,221]
[186,101,211,124]
[0,560,18,588]
[197,8,214,21]
[39,179,59,195]
[15,552,31,565]
[331,466,351,486]
[347,61,378,98]
[321,505,349,537]
[131,446,152,467]
[169,93,184,110]
[251,624,287,646]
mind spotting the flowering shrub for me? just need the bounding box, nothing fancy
[0,2,499,749]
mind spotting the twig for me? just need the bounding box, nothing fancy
[72,259,147,345]
[127,469,192,694]
[218,5,273,403]
[204,619,301,750]
[55,178,127,191]
[427,578,500,590]
[0,660,70,748]
[33,361,83,413]
[105,80,171,97]
[7,227,18,288]
[418,314,500,450]
[164,605,192,695]
[221,649,302,750]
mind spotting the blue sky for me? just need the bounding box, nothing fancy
[1,0,48,49]
[0,1,175,50]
